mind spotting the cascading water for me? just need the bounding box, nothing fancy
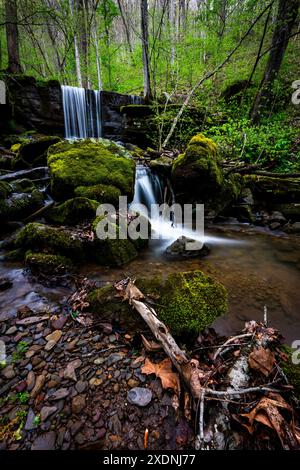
[61,85,102,139]
[131,165,245,251]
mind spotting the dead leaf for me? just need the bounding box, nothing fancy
[141,358,180,394]
[141,334,162,353]
[241,394,298,449]
[248,346,275,376]
[114,279,144,304]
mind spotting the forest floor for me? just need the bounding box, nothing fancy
[0,304,194,450]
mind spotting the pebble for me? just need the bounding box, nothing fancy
[31,431,56,450]
[51,315,68,330]
[127,378,140,388]
[89,377,103,387]
[1,364,16,379]
[25,408,38,431]
[109,334,116,343]
[63,359,82,382]
[113,383,120,393]
[6,326,17,335]
[49,388,69,401]
[75,380,87,393]
[40,406,58,422]
[94,358,105,365]
[72,395,86,414]
[127,387,152,407]
[30,373,47,398]
[107,353,123,366]
[45,330,63,351]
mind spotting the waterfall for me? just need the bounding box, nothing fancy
[61,85,102,139]
[131,165,164,218]
[129,95,144,105]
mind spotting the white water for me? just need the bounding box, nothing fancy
[61,85,102,139]
[130,165,245,251]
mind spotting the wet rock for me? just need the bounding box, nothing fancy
[1,364,16,379]
[72,395,86,414]
[63,359,82,382]
[0,277,13,291]
[107,353,124,366]
[285,222,300,234]
[6,325,17,335]
[41,406,58,422]
[31,431,56,450]
[165,236,210,259]
[75,380,87,393]
[25,408,38,431]
[49,388,69,401]
[45,330,62,351]
[127,387,152,407]
[51,315,68,330]
[269,211,286,224]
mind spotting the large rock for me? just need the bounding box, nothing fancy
[13,135,61,169]
[0,189,44,222]
[45,197,99,225]
[172,134,242,214]
[47,139,135,201]
[88,270,228,335]
[244,175,300,204]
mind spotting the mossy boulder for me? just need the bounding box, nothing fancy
[11,179,35,193]
[0,190,44,222]
[272,203,300,222]
[0,181,12,199]
[45,197,98,226]
[47,139,135,201]
[279,345,300,399]
[244,175,300,204]
[15,223,85,262]
[25,251,73,276]
[88,270,228,335]
[172,134,242,213]
[91,216,138,266]
[13,136,61,169]
[75,184,121,205]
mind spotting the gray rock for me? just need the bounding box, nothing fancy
[49,388,69,401]
[127,387,152,407]
[25,408,38,431]
[6,326,17,335]
[31,431,56,450]
[75,380,87,393]
[41,406,58,422]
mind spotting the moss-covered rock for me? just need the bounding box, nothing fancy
[0,190,44,222]
[0,181,12,199]
[75,184,121,205]
[13,136,61,169]
[244,175,300,204]
[172,133,242,213]
[272,203,300,222]
[10,179,35,194]
[46,197,98,225]
[279,345,300,399]
[47,139,135,201]
[25,251,73,275]
[15,223,85,262]
[88,270,228,335]
[91,216,138,266]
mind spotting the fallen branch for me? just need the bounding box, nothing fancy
[213,333,253,360]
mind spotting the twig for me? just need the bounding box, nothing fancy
[199,389,205,442]
[204,385,279,397]
[213,333,253,360]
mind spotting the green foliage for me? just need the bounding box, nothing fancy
[208,117,300,172]
[12,342,29,362]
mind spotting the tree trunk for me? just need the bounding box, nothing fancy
[69,0,82,87]
[78,0,90,89]
[141,0,152,101]
[5,0,22,74]
[251,0,299,123]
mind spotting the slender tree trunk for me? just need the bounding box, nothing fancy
[5,0,22,73]
[141,0,152,101]
[116,0,135,63]
[69,0,82,87]
[251,0,299,123]
[78,0,90,88]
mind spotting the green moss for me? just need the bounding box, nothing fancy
[15,223,85,262]
[46,197,98,225]
[25,251,73,275]
[91,216,138,266]
[11,179,35,193]
[13,136,61,169]
[47,139,135,200]
[0,190,44,221]
[75,184,121,205]
[279,345,300,399]
[140,271,228,335]
[0,181,12,199]
[244,175,300,203]
[88,270,228,335]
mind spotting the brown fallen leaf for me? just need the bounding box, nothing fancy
[248,346,275,376]
[141,334,162,353]
[241,393,298,449]
[114,279,144,304]
[141,358,180,394]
